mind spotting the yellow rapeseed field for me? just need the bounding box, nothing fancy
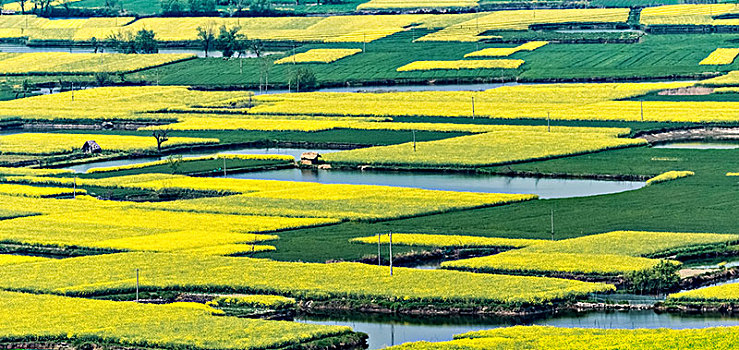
[0,166,72,176]
[669,283,739,303]
[0,252,616,305]
[703,71,739,86]
[0,52,194,74]
[0,254,50,266]
[0,133,217,155]
[0,86,253,121]
[274,48,362,64]
[397,59,524,71]
[322,126,645,167]
[646,171,695,185]
[525,231,739,257]
[5,82,732,124]
[699,48,739,65]
[350,233,544,248]
[248,81,739,123]
[464,41,548,57]
[419,8,629,41]
[357,0,478,10]
[74,15,428,43]
[386,326,739,350]
[0,193,334,252]
[442,231,737,277]
[640,4,739,26]
[0,290,352,350]
[441,251,669,276]
[86,154,294,173]
[0,183,84,198]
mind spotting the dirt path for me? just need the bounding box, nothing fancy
[639,127,739,144]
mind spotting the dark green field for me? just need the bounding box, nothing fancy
[122,32,739,88]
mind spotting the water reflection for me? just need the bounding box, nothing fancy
[223,168,645,199]
[653,142,739,150]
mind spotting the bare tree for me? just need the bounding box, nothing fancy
[152,130,169,153]
[259,56,273,92]
[248,39,264,58]
[196,22,217,57]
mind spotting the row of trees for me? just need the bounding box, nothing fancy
[102,24,266,59]
[161,0,273,15]
[196,24,265,58]
[9,0,57,16]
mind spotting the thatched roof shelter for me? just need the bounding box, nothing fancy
[82,140,102,154]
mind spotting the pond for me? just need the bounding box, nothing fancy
[63,146,645,199]
[296,310,739,349]
[222,168,645,199]
[652,142,739,150]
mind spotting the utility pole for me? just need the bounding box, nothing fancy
[389,231,393,276]
[223,157,227,176]
[471,96,475,119]
[640,100,644,122]
[547,112,550,132]
[73,175,77,199]
[412,130,416,152]
[550,209,555,241]
[135,268,140,301]
[378,233,382,266]
[363,33,367,53]
[71,82,74,101]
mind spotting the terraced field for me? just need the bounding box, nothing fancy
[1,3,739,350]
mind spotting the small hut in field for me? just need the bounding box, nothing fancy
[81,140,102,154]
[300,152,322,166]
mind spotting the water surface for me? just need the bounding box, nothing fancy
[653,142,739,150]
[297,310,739,349]
[223,168,645,199]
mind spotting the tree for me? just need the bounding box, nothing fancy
[90,37,101,54]
[134,28,158,53]
[107,30,137,54]
[625,260,680,294]
[13,80,32,99]
[31,0,52,15]
[215,25,246,58]
[18,0,26,14]
[94,72,113,86]
[152,130,169,153]
[107,29,158,54]
[227,0,246,15]
[188,0,215,12]
[160,0,185,14]
[196,23,216,57]
[290,67,317,92]
[248,0,271,15]
[166,155,183,174]
[248,39,264,58]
